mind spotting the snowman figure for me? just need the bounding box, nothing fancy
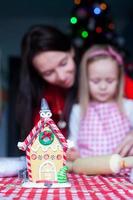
[39,98,52,119]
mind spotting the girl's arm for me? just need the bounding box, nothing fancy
[115,131,133,156]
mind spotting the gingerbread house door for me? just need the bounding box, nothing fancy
[39,162,56,181]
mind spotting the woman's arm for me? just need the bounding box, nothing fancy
[67,104,81,161]
[114,98,133,156]
[68,104,81,147]
[123,98,133,127]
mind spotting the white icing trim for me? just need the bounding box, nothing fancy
[31,144,62,152]
[39,160,56,180]
[22,181,71,188]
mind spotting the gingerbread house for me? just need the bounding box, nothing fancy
[17,99,69,187]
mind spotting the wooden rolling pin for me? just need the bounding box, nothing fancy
[67,154,133,175]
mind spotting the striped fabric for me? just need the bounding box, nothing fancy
[0,174,133,199]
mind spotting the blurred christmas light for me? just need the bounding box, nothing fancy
[105,32,113,40]
[108,23,115,30]
[74,0,81,5]
[81,30,89,38]
[73,37,83,47]
[93,7,101,15]
[96,26,102,33]
[76,8,88,19]
[70,16,78,24]
[100,3,107,10]
[87,18,96,30]
[115,36,125,46]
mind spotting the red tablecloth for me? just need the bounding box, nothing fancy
[0,173,133,200]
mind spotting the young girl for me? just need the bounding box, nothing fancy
[68,45,133,161]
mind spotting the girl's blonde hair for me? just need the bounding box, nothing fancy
[79,44,124,115]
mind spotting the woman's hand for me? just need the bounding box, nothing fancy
[114,131,133,157]
[66,147,80,161]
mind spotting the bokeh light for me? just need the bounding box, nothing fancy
[108,23,115,30]
[96,26,102,33]
[81,30,89,38]
[74,0,81,5]
[100,3,107,10]
[93,7,101,15]
[70,16,78,24]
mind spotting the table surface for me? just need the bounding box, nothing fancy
[0,173,133,200]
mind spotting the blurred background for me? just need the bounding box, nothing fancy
[0,0,133,156]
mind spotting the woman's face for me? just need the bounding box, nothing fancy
[32,50,76,88]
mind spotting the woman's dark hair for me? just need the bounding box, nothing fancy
[16,24,78,139]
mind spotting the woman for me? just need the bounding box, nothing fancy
[16,24,78,141]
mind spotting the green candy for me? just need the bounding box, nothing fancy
[57,166,68,183]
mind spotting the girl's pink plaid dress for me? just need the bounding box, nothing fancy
[77,102,131,157]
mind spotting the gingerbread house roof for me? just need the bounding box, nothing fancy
[20,117,68,153]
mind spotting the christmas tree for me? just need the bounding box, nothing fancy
[69,0,125,56]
